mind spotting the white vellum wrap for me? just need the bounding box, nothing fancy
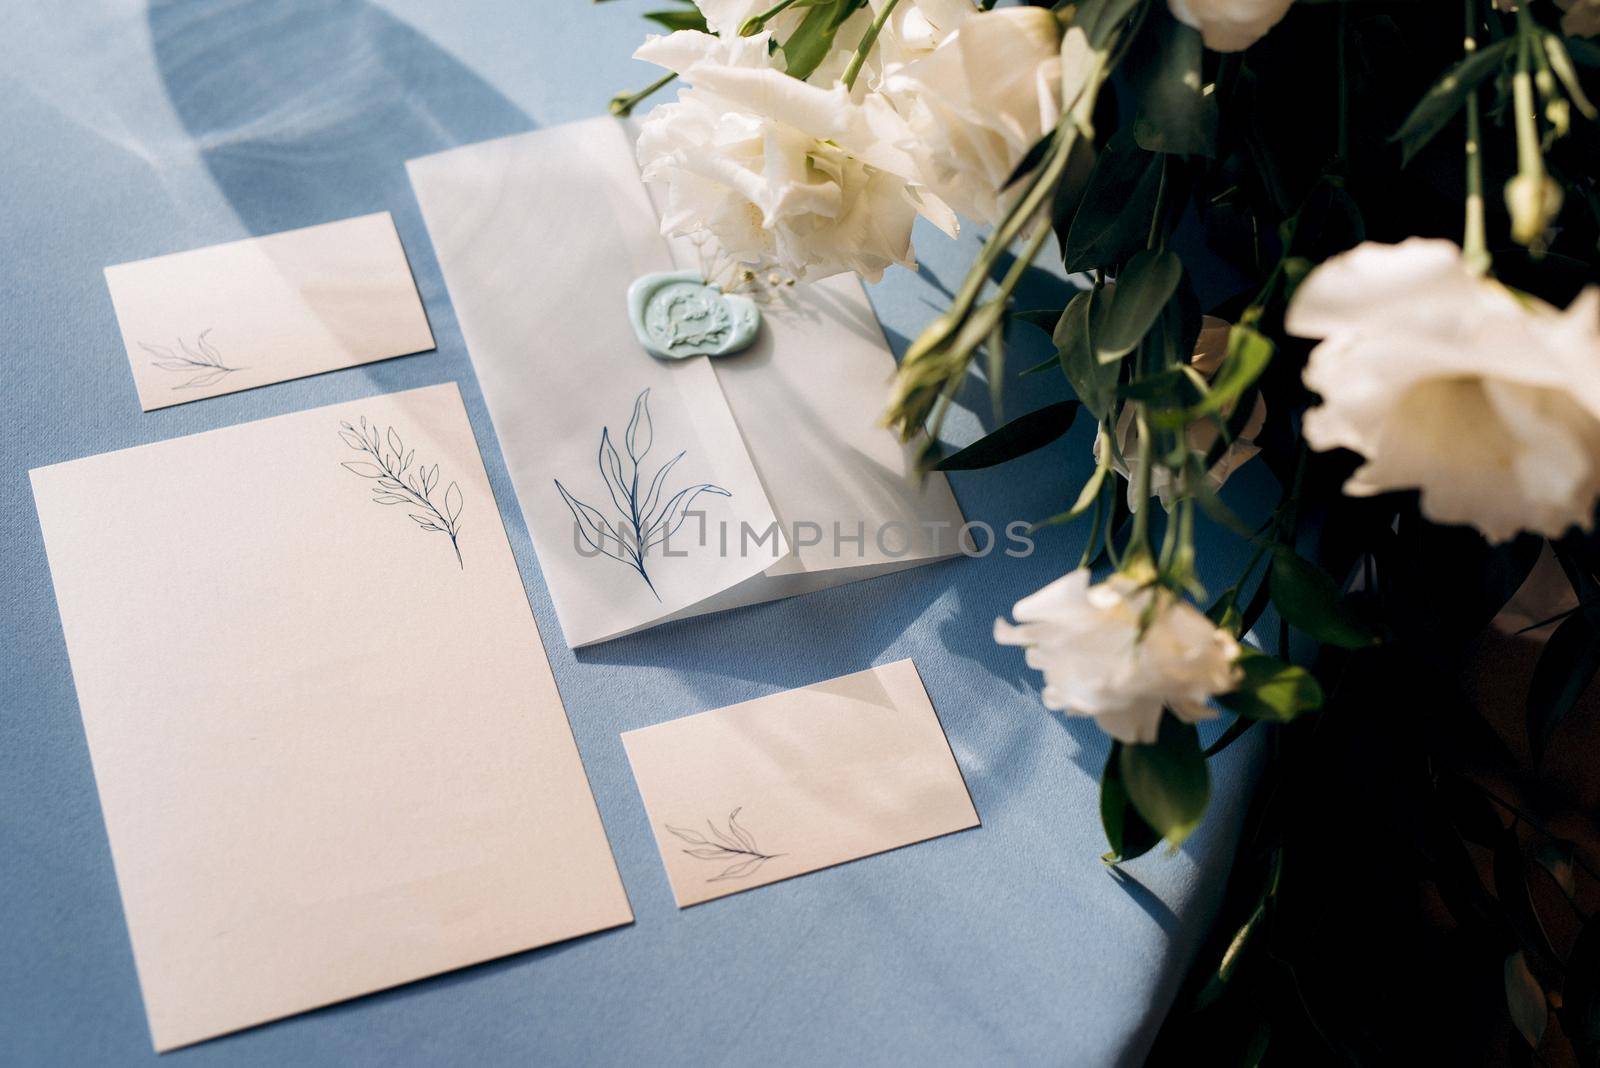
[407,118,966,647]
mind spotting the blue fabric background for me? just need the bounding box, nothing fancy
[0,2,1271,1064]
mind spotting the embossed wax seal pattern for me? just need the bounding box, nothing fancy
[627,270,760,360]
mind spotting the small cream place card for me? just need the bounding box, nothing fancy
[30,383,631,1051]
[622,660,979,908]
[105,212,435,410]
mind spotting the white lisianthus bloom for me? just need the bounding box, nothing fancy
[870,0,977,77]
[634,30,954,282]
[1286,238,1600,542]
[694,0,971,86]
[995,569,1242,744]
[878,6,1063,225]
[1166,0,1295,52]
[1097,316,1268,510]
[694,0,802,37]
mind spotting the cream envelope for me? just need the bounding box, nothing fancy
[406,119,967,649]
[622,660,979,908]
[105,212,435,410]
[30,383,631,1051]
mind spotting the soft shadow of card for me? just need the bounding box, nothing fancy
[104,212,434,410]
[29,383,630,1051]
[622,659,979,908]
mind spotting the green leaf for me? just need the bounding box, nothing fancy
[1505,950,1548,1050]
[1019,352,1062,377]
[1393,38,1514,165]
[1151,324,1273,430]
[1527,610,1600,763]
[1100,742,1162,863]
[779,0,864,81]
[1124,11,1216,157]
[1097,249,1183,362]
[1268,550,1382,650]
[1012,307,1062,334]
[1217,649,1323,723]
[644,8,708,31]
[1054,287,1119,420]
[1562,916,1600,1066]
[1120,715,1210,848]
[932,401,1080,471]
[1116,366,1200,409]
[1063,134,1163,273]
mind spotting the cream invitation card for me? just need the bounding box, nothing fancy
[407,119,967,648]
[622,660,979,908]
[30,383,631,1051]
[105,212,435,410]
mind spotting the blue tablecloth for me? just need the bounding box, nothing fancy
[0,2,1270,1063]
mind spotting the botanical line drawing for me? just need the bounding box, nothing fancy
[553,388,730,599]
[667,808,783,883]
[338,415,464,569]
[140,329,245,390]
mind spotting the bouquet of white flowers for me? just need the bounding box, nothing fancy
[606,0,1600,1058]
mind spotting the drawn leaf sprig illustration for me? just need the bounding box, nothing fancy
[667,808,781,882]
[140,329,244,390]
[554,388,730,599]
[338,416,464,569]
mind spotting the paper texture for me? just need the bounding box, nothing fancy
[622,660,979,908]
[105,212,435,410]
[407,119,966,648]
[30,383,631,1051]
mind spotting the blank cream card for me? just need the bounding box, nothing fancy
[30,383,631,1051]
[104,212,435,410]
[622,660,979,908]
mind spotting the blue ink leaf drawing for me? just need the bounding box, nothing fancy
[141,329,245,390]
[553,388,730,599]
[667,808,782,883]
[339,415,464,569]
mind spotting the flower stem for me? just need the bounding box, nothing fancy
[1513,28,1540,178]
[739,0,801,36]
[1507,7,1549,248]
[1462,0,1489,274]
[843,0,902,91]
[610,71,677,117]
[1128,407,1155,560]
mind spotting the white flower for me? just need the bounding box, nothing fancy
[878,6,1063,225]
[634,30,950,282]
[1286,238,1600,542]
[691,0,972,88]
[693,0,799,37]
[870,0,977,76]
[1166,0,1294,52]
[995,569,1242,744]
[1097,315,1268,510]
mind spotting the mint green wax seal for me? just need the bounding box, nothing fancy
[627,270,760,360]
